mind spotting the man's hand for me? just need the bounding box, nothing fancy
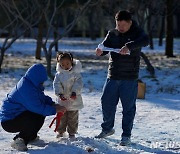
[96,48,103,56]
[59,94,67,101]
[70,92,76,100]
[119,46,129,55]
[54,104,66,113]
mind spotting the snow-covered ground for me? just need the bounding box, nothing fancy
[0,38,180,154]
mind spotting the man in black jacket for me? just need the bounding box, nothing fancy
[95,10,149,146]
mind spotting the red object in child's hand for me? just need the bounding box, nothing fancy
[70,92,76,100]
[59,94,67,101]
[70,95,76,100]
[49,112,65,132]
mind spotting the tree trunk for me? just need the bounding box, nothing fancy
[159,15,165,46]
[82,25,86,38]
[35,16,44,60]
[140,52,155,76]
[88,9,96,40]
[147,13,154,49]
[0,49,5,73]
[42,45,53,79]
[165,0,174,57]
[62,10,67,27]
[53,17,59,52]
[46,52,53,79]
[176,13,180,36]
[100,25,105,38]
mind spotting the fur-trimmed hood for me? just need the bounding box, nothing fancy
[0,63,56,122]
[56,59,82,73]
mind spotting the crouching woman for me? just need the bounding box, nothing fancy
[0,63,66,151]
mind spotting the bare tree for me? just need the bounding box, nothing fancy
[158,11,165,46]
[0,0,41,72]
[38,0,94,78]
[165,0,174,57]
[146,8,154,50]
[19,0,96,78]
[35,13,46,60]
[0,0,97,77]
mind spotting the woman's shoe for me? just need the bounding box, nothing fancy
[11,138,28,151]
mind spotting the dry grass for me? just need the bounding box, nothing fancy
[2,52,179,72]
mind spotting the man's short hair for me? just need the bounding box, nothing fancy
[115,10,132,21]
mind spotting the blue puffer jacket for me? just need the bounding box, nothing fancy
[0,63,56,122]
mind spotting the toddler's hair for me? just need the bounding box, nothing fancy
[56,52,73,63]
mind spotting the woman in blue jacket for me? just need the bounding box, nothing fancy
[0,63,66,151]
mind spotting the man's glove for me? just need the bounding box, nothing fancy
[70,92,76,100]
[59,94,67,101]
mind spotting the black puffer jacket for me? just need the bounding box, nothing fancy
[101,21,149,80]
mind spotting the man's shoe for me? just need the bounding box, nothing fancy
[11,138,28,151]
[95,129,115,138]
[120,136,131,146]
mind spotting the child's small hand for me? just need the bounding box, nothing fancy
[70,92,76,100]
[59,94,67,101]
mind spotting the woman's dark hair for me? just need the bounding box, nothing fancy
[56,52,73,64]
[115,10,132,21]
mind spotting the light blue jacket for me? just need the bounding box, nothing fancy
[0,63,56,122]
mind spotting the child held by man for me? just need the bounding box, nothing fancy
[53,52,83,138]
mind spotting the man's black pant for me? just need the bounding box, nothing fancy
[1,111,45,145]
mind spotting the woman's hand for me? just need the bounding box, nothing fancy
[54,104,66,113]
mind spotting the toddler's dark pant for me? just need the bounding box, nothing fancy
[101,78,138,137]
[1,111,45,145]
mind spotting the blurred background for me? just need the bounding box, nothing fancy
[0,0,179,77]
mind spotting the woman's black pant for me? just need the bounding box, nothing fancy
[1,111,45,145]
